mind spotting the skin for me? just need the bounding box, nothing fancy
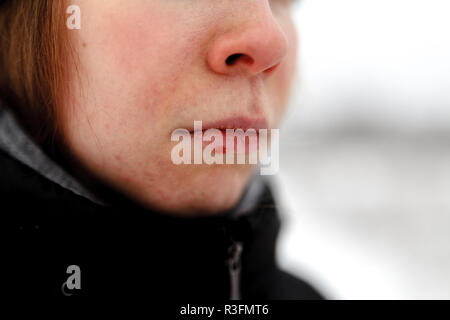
[61,0,298,216]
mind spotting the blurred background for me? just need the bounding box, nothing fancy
[275,0,450,299]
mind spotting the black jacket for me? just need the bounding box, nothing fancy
[2,147,322,301]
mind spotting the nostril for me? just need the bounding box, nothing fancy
[225,53,254,66]
[226,54,243,66]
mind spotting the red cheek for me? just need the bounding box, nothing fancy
[102,9,168,75]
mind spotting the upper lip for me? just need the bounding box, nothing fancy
[187,116,269,133]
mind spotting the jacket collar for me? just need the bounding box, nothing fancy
[0,103,106,205]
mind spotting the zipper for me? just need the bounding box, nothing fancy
[226,241,243,300]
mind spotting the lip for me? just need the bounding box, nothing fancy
[185,116,269,155]
[186,116,269,133]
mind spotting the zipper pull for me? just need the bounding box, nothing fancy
[226,241,243,300]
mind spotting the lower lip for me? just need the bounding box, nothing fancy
[190,129,259,155]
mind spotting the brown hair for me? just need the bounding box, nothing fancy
[0,0,70,147]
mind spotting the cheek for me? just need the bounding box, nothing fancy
[93,7,209,130]
[107,15,170,76]
[269,20,298,122]
[280,18,298,83]
[73,6,201,149]
[101,7,197,88]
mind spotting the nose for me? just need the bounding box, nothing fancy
[207,6,289,77]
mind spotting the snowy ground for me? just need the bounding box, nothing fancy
[276,131,450,299]
[275,0,450,299]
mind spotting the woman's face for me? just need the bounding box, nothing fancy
[62,0,298,215]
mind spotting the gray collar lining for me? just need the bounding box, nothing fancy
[0,104,107,206]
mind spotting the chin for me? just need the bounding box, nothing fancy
[137,165,255,217]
